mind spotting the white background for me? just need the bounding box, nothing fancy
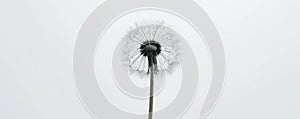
[0,0,299,119]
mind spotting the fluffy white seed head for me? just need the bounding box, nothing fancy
[124,23,178,74]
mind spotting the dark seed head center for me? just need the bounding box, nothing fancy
[140,41,161,57]
[140,41,161,68]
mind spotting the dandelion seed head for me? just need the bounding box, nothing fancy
[124,23,179,74]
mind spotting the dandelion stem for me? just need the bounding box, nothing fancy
[148,65,154,119]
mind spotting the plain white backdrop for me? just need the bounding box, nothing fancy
[0,0,299,118]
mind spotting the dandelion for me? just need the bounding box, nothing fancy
[124,23,178,119]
